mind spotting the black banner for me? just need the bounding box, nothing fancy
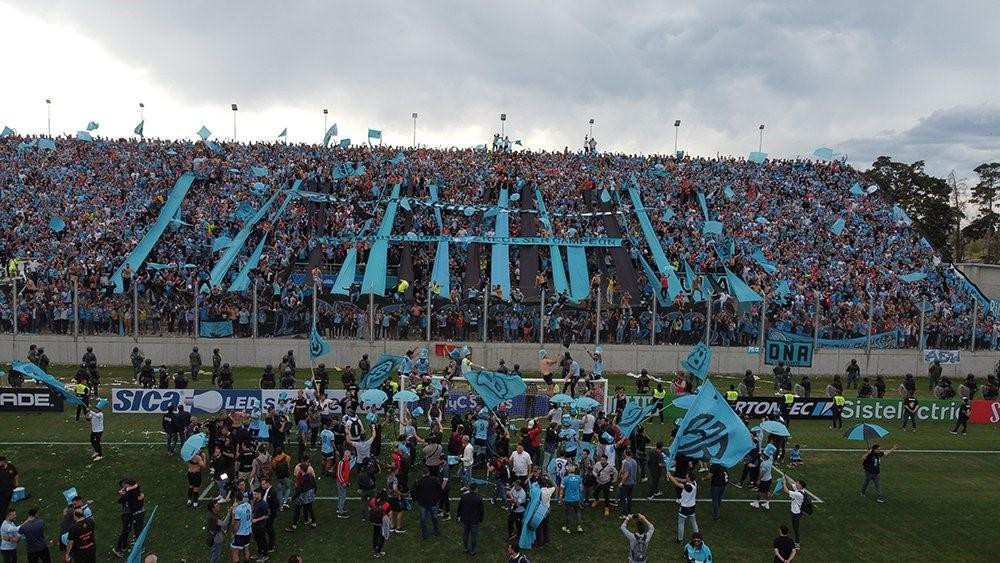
[0,387,65,412]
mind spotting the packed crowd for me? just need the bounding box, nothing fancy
[1,134,992,349]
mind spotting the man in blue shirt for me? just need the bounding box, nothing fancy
[473,416,489,462]
[561,466,585,533]
[320,424,336,475]
[506,481,526,540]
[231,497,253,561]
[751,454,774,510]
[683,532,712,562]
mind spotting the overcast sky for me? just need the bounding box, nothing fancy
[2,0,998,180]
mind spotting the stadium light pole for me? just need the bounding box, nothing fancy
[139,102,144,122]
[674,120,681,154]
[589,118,594,138]
[758,123,765,152]
[412,112,418,147]
[232,104,239,141]
[500,113,506,137]
[45,99,51,137]
[323,108,328,140]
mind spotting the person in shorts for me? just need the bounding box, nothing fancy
[230,496,253,561]
[751,453,774,510]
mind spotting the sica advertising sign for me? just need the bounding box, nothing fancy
[112,388,347,414]
[0,387,65,412]
[731,397,964,422]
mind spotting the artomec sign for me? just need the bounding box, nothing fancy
[0,387,65,412]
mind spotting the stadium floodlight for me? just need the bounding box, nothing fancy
[412,113,418,147]
[323,109,329,140]
[758,123,765,152]
[674,120,681,153]
[500,113,507,136]
[589,118,595,138]
[45,99,52,137]
[232,104,239,141]
[139,102,144,122]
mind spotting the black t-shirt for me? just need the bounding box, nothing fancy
[773,534,796,561]
[252,499,270,526]
[862,451,884,474]
[0,464,18,492]
[69,518,96,556]
[333,423,347,446]
[904,397,918,412]
[709,464,728,487]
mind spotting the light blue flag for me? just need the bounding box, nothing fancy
[204,140,222,154]
[899,272,927,283]
[75,131,93,142]
[830,218,846,236]
[278,128,287,138]
[751,248,777,274]
[681,342,712,381]
[251,166,268,177]
[466,369,529,410]
[323,124,337,146]
[212,237,233,252]
[660,207,674,222]
[38,138,56,150]
[748,151,767,164]
[367,128,382,140]
[197,125,212,140]
[133,120,144,136]
[359,354,406,389]
[850,182,865,196]
[616,400,660,438]
[600,188,611,203]
[723,186,736,200]
[697,191,709,220]
[86,121,99,131]
[234,202,256,222]
[772,477,785,494]
[339,138,351,148]
[703,220,723,236]
[667,379,754,468]
[0,126,12,138]
[49,217,66,232]
[309,325,331,359]
[725,267,763,303]
[11,361,85,406]
[389,152,406,165]
[813,147,834,160]
[251,182,268,195]
[514,140,522,146]
[125,505,157,563]
[774,280,792,305]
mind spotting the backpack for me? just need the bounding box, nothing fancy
[358,471,374,491]
[368,505,383,525]
[801,494,814,515]
[630,532,650,561]
[274,458,290,479]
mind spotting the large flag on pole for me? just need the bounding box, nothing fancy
[465,369,528,409]
[359,354,406,389]
[309,325,331,359]
[616,400,659,437]
[11,361,85,406]
[367,128,382,140]
[278,128,287,138]
[86,121,99,131]
[323,124,338,146]
[680,342,712,381]
[134,120,144,137]
[667,379,754,468]
[125,505,158,563]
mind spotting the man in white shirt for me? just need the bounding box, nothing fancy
[782,478,807,547]
[581,412,596,443]
[86,404,105,460]
[1,507,21,560]
[510,445,532,486]
[460,436,474,491]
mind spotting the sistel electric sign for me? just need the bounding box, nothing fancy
[970,400,1000,424]
[0,387,65,412]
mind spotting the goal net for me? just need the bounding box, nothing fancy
[398,374,608,430]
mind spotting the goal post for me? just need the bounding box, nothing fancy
[398,374,608,432]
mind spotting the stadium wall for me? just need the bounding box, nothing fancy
[0,335,993,377]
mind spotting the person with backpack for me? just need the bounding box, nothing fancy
[270,448,292,511]
[368,492,391,558]
[357,458,378,519]
[285,457,317,532]
[782,478,810,547]
[620,512,654,563]
[507,542,530,563]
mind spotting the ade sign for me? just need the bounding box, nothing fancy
[764,339,814,368]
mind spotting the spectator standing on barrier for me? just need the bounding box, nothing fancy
[860,444,897,503]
